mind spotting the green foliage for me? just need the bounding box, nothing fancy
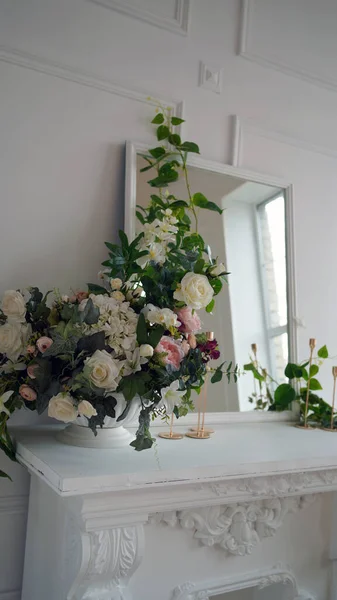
[192,193,223,214]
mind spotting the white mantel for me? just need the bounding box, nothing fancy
[14,422,337,599]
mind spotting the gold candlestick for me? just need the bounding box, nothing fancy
[158,413,184,440]
[323,366,337,431]
[296,338,316,430]
[187,332,214,439]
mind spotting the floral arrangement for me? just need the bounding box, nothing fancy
[0,107,237,478]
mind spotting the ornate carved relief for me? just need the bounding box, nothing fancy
[152,495,316,557]
[66,521,145,600]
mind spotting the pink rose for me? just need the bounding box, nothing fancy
[188,333,197,349]
[177,307,201,334]
[27,345,36,355]
[19,385,37,402]
[69,295,77,303]
[36,337,53,353]
[76,291,88,303]
[155,336,185,370]
[27,364,38,379]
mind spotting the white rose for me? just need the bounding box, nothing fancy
[48,393,78,423]
[61,295,70,303]
[78,400,97,418]
[110,278,123,290]
[111,291,125,303]
[85,349,121,391]
[2,290,26,321]
[0,321,31,361]
[139,344,154,358]
[173,273,214,310]
[210,262,227,277]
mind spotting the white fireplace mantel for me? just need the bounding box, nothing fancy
[14,422,337,600]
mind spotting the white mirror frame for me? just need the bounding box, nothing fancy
[124,141,297,424]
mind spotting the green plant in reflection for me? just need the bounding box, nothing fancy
[244,343,334,427]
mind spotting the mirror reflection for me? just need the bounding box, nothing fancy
[133,153,289,412]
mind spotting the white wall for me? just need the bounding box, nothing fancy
[1,0,337,597]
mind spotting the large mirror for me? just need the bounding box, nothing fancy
[125,143,295,413]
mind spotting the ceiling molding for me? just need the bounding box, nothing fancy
[0,46,184,117]
[87,0,191,36]
[232,115,337,167]
[239,0,337,92]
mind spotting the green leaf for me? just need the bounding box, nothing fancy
[168,133,181,146]
[284,363,303,379]
[80,298,100,325]
[194,258,205,274]
[0,470,11,480]
[77,331,106,355]
[243,363,264,382]
[309,378,323,391]
[157,125,170,141]
[211,369,223,384]
[178,141,200,153]
[149,146,166,159]
[171,116,185,126]
[309,364,319,377]
[136,211,145,224]
[36,380,61,415]
[210,278,222,295]
[317,345,328,358]
[151,113,165,124]
[274,383,296,410]
[150,194,166,208]
[119,230,129,253]
[193,193,223,214]
[87,283,107,295]
[206,298,215,313]
[169,200,189,208]
[148,325,165,349]
[136,313,148,345]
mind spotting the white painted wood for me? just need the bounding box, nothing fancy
[17,426,331,600]
[13,423,337,497]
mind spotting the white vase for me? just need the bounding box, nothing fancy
[56,393,141,449]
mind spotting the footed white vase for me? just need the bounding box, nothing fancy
[56,394,141,449]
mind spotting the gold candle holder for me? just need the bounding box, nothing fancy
[322,366,337,432]
[187,332,215,439]
[296,338,316,430]
[158,413,184,440]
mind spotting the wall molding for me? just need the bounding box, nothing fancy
[0,495,28,516]
[151,495,316,558]
[0,46,184,118]
[232,115,337,168]
[239,0,337,93]
[171,564,314,599]
[88,0,191,36]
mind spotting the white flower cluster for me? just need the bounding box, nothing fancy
[137,209,179,266]
[142,303,180,329]
[0,291,31,361]
[79,294,150,384]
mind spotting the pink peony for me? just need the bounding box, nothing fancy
[36,337,53,353]
[19,384,37,402]
[177,307,201,334]
[155,336,185,370]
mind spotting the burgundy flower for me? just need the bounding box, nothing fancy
[197,338,220,363]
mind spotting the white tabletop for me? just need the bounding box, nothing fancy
[13,422,337,497]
